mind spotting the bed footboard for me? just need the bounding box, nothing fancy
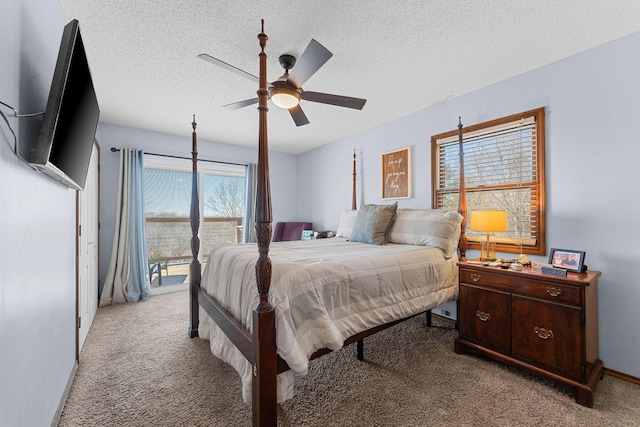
[198,287,253,358]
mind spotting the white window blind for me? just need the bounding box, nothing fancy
[432,108,545,254]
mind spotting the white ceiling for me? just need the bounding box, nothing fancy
[59,1,640,154]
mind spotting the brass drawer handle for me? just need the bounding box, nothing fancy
[534,326,554,340]
[476,311,491,322]
[470,273,481,282]
[546,287,563,297]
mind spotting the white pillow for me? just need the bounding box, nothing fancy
[335,210,358,238]
[389,209,463,258]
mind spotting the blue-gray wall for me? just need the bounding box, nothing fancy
[1,1,77,426]
[297,31,640,379]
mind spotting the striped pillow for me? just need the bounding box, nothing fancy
[389,209,463,257]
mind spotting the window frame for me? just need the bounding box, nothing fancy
[431,107,546,255]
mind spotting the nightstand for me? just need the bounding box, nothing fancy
[454,261,603,407]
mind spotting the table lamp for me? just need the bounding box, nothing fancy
[470,210,507,261]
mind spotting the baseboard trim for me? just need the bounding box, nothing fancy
[51,361,78,427]
[604,367,640,385]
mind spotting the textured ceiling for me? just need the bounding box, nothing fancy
[59,1,640,154]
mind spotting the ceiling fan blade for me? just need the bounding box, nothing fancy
[289,104,310,127]
[287,39,333,88]
[198,53,259,83]
[302,91,367,110]
[222,98,259,110]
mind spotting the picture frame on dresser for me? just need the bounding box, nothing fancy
[381,146,412,199]
[549,248,586,273]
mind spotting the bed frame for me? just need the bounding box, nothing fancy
[188,20,468,426]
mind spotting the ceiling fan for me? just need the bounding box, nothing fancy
[198,39,367,126]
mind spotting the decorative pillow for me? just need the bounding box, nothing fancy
[348,203,398,245]
[336,210,358,238]
[389,208,463,258]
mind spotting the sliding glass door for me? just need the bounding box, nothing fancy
[201,172,245,259]
[143,155,246,292]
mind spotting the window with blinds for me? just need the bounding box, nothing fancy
[431,107,546,255]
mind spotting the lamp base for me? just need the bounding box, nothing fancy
[480,235,497,261]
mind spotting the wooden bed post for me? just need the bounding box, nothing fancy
[189,115,201,338]
[352,149,357,210]
[457,117,468,261]
[252,20,277,427]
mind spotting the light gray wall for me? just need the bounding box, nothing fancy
[97,123,298,287]
[1,1,77,426]
[298,31,640,378]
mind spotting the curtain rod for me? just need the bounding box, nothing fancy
[110,147,247,167]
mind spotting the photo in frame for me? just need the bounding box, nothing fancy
[548,248,587,273]
[381,147,412,199]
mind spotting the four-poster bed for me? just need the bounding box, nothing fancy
[188,21,468,426]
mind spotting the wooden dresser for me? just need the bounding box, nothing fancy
[454,261,603,407]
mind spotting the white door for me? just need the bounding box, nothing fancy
[78,143,99,353]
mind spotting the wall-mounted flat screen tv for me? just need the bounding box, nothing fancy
[29,19,99,191]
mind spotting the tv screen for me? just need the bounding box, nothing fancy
[29,19,99,191]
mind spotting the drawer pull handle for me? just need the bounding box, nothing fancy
[546,287,563,297]
[476,311,491,322]
[534,327,554,340]
[470,273,481,282]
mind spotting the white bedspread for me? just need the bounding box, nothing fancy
[198,237,458,404]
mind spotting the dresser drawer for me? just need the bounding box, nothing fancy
[459,268,581,306]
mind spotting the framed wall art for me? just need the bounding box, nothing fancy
[381,146,412,199]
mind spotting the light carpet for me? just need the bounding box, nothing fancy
[59,290,640,426]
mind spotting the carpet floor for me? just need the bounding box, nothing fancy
[59,290,640,426]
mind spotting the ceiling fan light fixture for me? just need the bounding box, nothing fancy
[201,39,366,124]
[270,86,300,109]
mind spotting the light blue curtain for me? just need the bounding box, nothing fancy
[100,148,150,306]
[243,163,257,243]
[127,149,151,302]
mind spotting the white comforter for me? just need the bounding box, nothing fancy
[198,237,458,403]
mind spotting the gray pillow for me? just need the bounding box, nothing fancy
[348,203,398,245]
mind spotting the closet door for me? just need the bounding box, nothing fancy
[77,143,100,355]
